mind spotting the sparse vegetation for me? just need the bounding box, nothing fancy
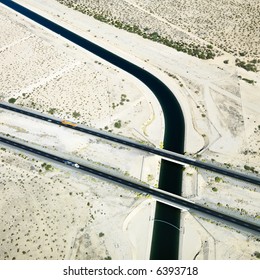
[224,163,232,168]
[114,120,121,128]
[56,0,217,60]
[147,174,154,181]
[41,163,53,171]
[244,165,258,174]
[72,111,81,118]
[8,98,16,104]
[235,59,258,72]
[56,0,260,67]
[215,176,222,183]
[48,108,56,115]
[241,78,256,85]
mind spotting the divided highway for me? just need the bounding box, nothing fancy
[0,135,259,234]
[1,102,260,186]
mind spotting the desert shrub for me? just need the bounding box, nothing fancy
[242,78,256,84]
[236,59,257,72]
[215,177,222,183]
[72,111,81,118]
[8,98,16,104]
[48,108,56,114]
[114,120,121,128]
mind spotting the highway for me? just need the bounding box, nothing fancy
[0,135,259,234]
[1,102,260,186]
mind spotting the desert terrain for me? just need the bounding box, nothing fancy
[0,0,259,259]
[57,0,259,67]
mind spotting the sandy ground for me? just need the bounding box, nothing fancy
[0,145,155,260]
[0,0,259,259]
[126,0,259,60]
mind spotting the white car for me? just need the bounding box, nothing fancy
[64,161,80,168]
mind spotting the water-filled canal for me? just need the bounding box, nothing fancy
[2,0,185,259]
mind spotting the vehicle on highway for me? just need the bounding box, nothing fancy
[64,160,80,168]
[61,120,77,127]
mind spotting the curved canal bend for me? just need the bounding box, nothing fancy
[2,0,185,259]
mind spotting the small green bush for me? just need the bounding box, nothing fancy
[45,164,53,171]
[48,108,56,115]
[8,98,16,104]
[72,111,81,118]
[114,120,121,128]
[215,177,222,183]
[242,78,256,84]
